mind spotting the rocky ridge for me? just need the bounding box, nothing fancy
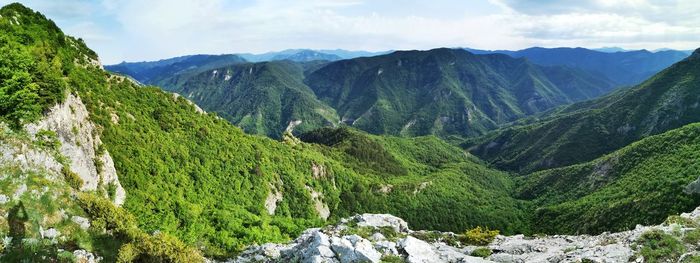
[223,209,700,263]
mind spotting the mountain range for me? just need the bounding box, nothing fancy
[465,47,689,86]
[108,48,627,138]
[4,3,700,262]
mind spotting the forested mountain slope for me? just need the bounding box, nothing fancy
[516,122,700,234]
[469,50,700,173]
[305,48,617,137]
[154,60,340,138]
[111,48,617,139]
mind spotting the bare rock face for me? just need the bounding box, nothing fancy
[222,208,700,263]
[24,93,126,205]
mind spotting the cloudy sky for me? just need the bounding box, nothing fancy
[4,0,699,64]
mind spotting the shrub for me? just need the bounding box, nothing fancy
[665,215,699,228]
[62,166,83,190]
[380,254,405,263]
[636,229,685,263]
[76,192,203,262]
[471,247,492,258]
[461,226,499,246]
[683,229,700,244]
[35,130,61,150]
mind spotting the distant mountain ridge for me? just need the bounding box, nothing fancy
[237,49,389,62]
[124,48,618,138]
[464,47,689,86]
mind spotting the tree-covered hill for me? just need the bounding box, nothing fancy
[305,48,617,137]
[468,49,700,173]
[516,122,700,234]
[155,60,340,138]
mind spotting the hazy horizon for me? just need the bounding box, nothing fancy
[4,0,699,64]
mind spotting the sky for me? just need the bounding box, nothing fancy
[3,0,699,64]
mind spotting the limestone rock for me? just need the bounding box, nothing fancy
[25,94,126,206]
[73,249,101,263]
[72,216,91,230]
[399,236,440,263]
[330,235,381,263]
[354,213,409,233]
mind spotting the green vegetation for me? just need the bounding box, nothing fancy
[380,254,405,263]
[470,247,493,258]
[114,47,617,139]
[147,59,339,138]
[469,50,700,173]
[0,3,96,128]
[517,123,700,234]
[635,229,685,263]
[461,226,499,246]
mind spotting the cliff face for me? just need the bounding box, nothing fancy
[1,93,125,206]
[24,93,125,205]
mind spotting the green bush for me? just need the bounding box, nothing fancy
[76,192,203,262]
[380,254,405,263]
[62,166,83,190]
[471,247,492,258]
[461,226,499,246]
[683,229,700,244]
[665,215,699,228]
[636,229,685,263]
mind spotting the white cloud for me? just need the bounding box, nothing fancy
[2,0,698,63]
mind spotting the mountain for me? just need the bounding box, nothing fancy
[594,47,629,53]
[156,60,340,138]
[517,122,700,234]
[237,49,388,62]
[135,48,616,138]
[465,47,688,86]
[0,4,532,260]
[105,54,246,84]
[468,49,700,173]
[270,49,342,62]
[305,48,617,137]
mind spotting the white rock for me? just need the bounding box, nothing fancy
[330,235,381,263]
[0,194,8,204]
[355,214,409,233]
[74,249,101,263]
[399,236,440,263]
[72,216,91,230]
[41,228,61,239]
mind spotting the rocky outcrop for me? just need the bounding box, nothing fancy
[24,93,126,205]
[224,208,700,263]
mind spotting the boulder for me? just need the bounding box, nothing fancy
[71,216,91,230]
[399,236,440,263]
[355,214,409,233]
[330,235,381,263]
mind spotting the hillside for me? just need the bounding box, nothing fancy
[153,60,339,138]
[0,4,529,260]
[466,47,688,86]
[306,48,617,137]
[516,122,700,234]
[469,49,700,173]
